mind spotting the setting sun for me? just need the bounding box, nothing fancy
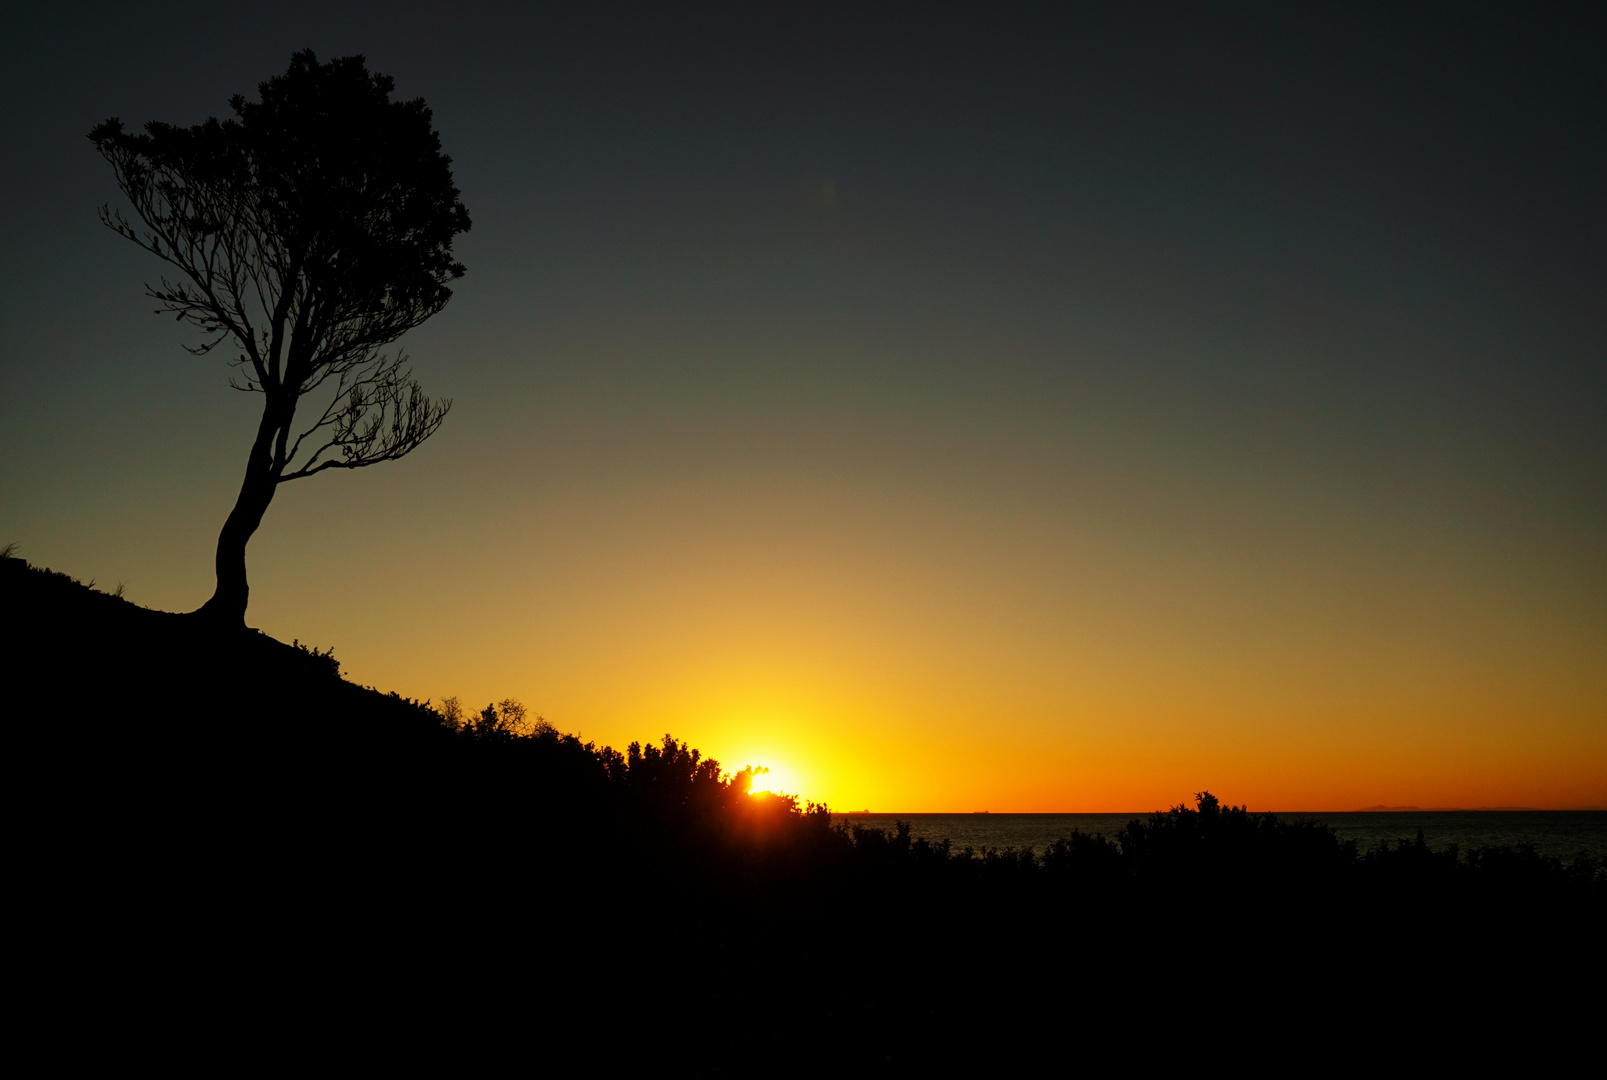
[744,763,799,798]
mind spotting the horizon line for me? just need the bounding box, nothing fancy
[827,806,1607,815]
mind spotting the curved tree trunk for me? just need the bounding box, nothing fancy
[195,413,282,627]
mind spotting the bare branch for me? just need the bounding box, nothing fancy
[278,353,451,481]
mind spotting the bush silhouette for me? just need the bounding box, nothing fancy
[7,547,1602,1065]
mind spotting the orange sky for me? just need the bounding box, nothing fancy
[224,389,1606,811]
[14,252,1605,812]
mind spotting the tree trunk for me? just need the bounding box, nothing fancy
[195,416,281,627]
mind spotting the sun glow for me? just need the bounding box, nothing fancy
[744,763,797,798]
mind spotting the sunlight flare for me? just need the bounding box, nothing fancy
[745,762,800,797]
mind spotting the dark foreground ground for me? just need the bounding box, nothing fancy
[7,553,1602,1068]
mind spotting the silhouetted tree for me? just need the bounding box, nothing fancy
[90,51,471,625]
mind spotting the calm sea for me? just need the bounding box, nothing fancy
[829,811,1607,862]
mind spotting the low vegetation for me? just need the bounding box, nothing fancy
[7,548,1600,1059]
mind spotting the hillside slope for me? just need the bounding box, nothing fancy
[5,550,1601,1061]
[4,552,440,737]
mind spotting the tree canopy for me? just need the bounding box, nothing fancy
[90,51,471,622]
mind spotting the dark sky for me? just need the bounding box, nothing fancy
[3,3,1602,807]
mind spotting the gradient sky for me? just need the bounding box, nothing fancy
[3,3,1603,809]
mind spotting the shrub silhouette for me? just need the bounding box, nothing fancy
[10,538,1600,933]
[7,548,1602,1064]
[290,639,340,680]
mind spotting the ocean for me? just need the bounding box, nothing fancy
[829,810,1607,862]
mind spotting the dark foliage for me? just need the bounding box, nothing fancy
[89,51,471,624]
[6,549,1600,1065]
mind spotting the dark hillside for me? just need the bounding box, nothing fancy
[5,550,442,738]
[5,551,1600,1063]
